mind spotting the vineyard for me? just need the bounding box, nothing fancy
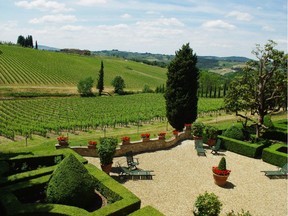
[0,94,224,140]
[0,45,166,90]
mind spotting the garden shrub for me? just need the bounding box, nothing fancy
[219,135,265,158]
[263,115,274,129]
[223,126,244,140]
[46,154,96,209]
[226,209,252,216]
[193,191,222,216]
[262,144,288,167]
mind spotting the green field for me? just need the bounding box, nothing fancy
[0,94,224,140]
[0,45,167,92]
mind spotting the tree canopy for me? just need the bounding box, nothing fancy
[165,43,199,131]
[77,76,94,96]
[97,61,104,96]
[224,40,287,137]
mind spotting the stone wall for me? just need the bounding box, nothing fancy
[56,129,192,157]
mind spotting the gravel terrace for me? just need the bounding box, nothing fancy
[85,140,288,216]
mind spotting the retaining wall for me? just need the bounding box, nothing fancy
[56,129,193,157]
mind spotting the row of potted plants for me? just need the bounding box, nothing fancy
[192,122,219,146]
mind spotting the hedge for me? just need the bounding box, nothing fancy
[0,162,141,216]
[218,135,265,158]
[128,205,165,216]
[262,144,288,167]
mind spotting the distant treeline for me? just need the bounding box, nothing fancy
[60,49,91,56]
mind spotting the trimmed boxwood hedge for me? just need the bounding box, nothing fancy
[128,205,165,216]
[0,150,141,216]
[218,135,265,158]
[262,144,288,167]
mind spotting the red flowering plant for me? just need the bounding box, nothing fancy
[173,130,179,135]
[158,132,166,136]
[141,133,150,138]
[88,141,97,145]
[212,157,231,176]
[57,136,68,142]
[121,136,130,142]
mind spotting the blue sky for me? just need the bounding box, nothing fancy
[0,0,287,58]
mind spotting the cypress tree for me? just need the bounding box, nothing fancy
[97,61,104,96]
[164,43,199,131]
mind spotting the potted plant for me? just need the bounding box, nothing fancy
[96,137,118,174]
[141,133,150,142]
[192,122,205,140]
[184,123,192,130]
[57,136,69,146]
[158,132,166,140]
[121,136,130,144]
[173,130,179,137]
[88,140,97,149]
[205,125,218,146]
[212,157,231,186]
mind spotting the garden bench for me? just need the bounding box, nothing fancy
[261,163,288,178]
[117,163,154,180]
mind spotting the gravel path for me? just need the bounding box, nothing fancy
[85,140,288,216]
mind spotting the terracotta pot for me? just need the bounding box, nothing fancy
[158,135,165,140]
[213,173,229,186]
[122,141,130,145]
[207,138,216,146]
[142,137,150,142]
[193,135,203,140]
[88,144,96,149]
[58,141,69,146]
[101,163,113,174]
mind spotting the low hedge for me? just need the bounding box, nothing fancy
[128,205,165,216]
[262,144,288,167]
[218,135,265,158]
[0,162,141,215]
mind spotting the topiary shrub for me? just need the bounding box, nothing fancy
[263,115,274,129]
[223,126,244,140]
[46,154,96,209]
[193,191,222,216]
[226,209,252,216]
[218,157,226,170]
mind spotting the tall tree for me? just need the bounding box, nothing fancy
[17,35,25,46]
[224,40,287,138]
[164,43,199,131]
[111,76,125,94]
[77,77,94,97]
[97,61,104,96]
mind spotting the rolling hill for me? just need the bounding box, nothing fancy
[0,45,167,95]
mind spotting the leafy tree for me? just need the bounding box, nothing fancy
[111,76,125,94]
[224,40,287,138]
[97,61,104,96]
[77,77,94,96]
[17,35,25,46]
[142,84,153,93]
[164,43,199,131]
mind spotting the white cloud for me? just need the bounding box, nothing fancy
[77,0,107,6]
[262,25,275,32]
[227,11,253,21]
[137,17,184,27]
[202,20,236,30]
[121,13,131,19]
[15,0,73,13]
[61,25,84,31]
[29,14,77,24]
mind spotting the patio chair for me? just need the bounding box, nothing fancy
[196,140,206,156]
[261,163,288,178]
[211,139,221,155]
[125,151,139,170]
[117,163,154,180]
